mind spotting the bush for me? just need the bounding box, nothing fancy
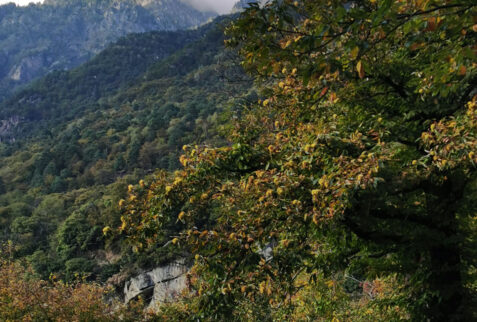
[64,257,96,281]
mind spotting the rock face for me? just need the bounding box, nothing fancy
[124,259,189,309]
[0,0,215,101]
[232,0,264,13]
[0,116,20,142]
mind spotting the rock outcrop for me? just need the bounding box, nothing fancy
[124,258,189,309]
[0,116,20,142]
[232,0,264,13]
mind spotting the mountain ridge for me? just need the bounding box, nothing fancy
[0,0,216,101]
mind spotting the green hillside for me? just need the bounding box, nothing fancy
[0,1,476,320]
[0,15,252,281]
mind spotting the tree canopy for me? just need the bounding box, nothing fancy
[122,0,477,320]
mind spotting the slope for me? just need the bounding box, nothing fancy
[0,15,252,281]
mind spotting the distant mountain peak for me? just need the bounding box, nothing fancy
[0,0,216,101]
[232,0,262,13]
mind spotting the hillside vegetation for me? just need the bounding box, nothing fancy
[0,15,252,282]
[0,0,476,321]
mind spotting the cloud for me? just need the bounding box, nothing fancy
[181,0,237,14]
[0,1,238,13]
[0,0,43,5]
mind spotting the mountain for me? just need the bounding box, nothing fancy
[0,15,253,281]
[0,27,202,140]
[232,0,262,12]
[0,0,216,102]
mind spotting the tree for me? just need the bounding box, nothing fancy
[56,212,101,262]
[0,176,5,194]
[0,249,144,321]
[123,1,476,319]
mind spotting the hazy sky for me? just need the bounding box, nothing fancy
[0,0,238,14]
[0,0,42,5]
[183,0,237,14]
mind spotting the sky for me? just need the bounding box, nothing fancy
[0,0,238,14]
[183,0,237,14]
[0,0,42,5]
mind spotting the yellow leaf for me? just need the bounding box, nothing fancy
[102,226,111,235]
[350,46,359,60]
[458,65,467,76]
[356,60,365,79]
[259,282,265,294]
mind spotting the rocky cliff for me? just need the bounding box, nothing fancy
[0,0,216,101]
[123,259,190,310]
[232,0,264,13]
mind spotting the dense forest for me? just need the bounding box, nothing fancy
[1,0,476,321]
[0,15,252,282]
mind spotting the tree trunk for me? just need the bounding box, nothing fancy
[425,176,465,321]
[428,243,463,321]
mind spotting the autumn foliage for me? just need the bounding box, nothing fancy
[0,244,146,321]
[120,0,477,320]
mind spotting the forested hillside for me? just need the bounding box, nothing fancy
[0,0,215,101]
[0,0,476,321]
[0,15,252,282]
